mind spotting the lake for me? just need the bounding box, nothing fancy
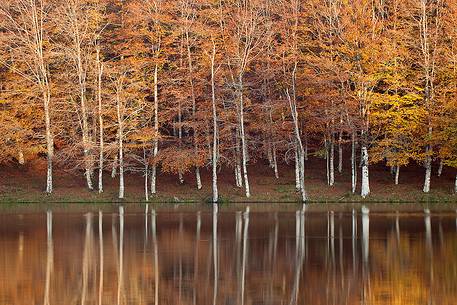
[1,205,456,305]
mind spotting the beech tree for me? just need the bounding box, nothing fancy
[0,0,55,193]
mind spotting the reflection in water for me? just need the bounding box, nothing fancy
[44,210,53,305]
[1,208,457,305]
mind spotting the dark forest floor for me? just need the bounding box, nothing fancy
[0,157,456,204]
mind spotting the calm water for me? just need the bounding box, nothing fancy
[1,206,457,305]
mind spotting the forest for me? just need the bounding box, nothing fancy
[0,0,456,203]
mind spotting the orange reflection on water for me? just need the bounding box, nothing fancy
[1,207,457,305]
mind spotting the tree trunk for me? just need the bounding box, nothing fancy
[239,76,250,198]
[286,64,306,202]
[361,146,370,198]
[351,132,357,194]
[185,29,203,190]
[423,146,432,193]
[438,159,443,177]
[395,165,400,185]
[111,154,117,178]
[272,143,279,179]
[338,130,343,173]
[144,147,149,202]
[97,49,104,193]
[295,147,300,191]
[44,91,53,194]
[329,135,335,186]
[326,139,330,185]
[210,43,218,203]
[117,92,124,200]
[151,64,159,195]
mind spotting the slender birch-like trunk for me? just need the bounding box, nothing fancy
[361,145,370,198]
[329,134,335,186]
[111,148,117,178]
[338,130,343,173]
[96,48,104,193]
[238,75,250,198]
[419,0,442,193]
[395,165,400,185]
[295,147,300,191]
[184,23,202,190]
[423,147,432,193]
[210,42,219,203]
[438,159,443,176]
[0,0,54,190]
[144,145,149,201]
[151,63,159,195]
[65,1,93,190]
[116,85,124,199]
[351,132,357,193]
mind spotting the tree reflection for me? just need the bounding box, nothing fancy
[1,209,457,305]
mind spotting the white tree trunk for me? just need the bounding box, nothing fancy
[97,49,104,193]
[338,131,343,173]
[272,143,279,179]
[239,76,250,198]
[351,133,357,194]
[286,67,306,202]
[118,141,124,200]
[395,165,400,185]
[151,64,159,195]
[196,168,202,190]
[211,43,218,203]
[295,147,300,191]
[117,92,124,200]
[326,139,329,185]
[329,136,335,186]
[438,159,443,177]
[361,146,370,198]
[144,148,149,202]
[44,92,53,194]
[111,154,117,178]
[423,149,432,193]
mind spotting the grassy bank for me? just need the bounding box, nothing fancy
[1,158,456,204]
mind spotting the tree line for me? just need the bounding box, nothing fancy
[0,0,456,202]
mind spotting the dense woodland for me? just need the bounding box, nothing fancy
[0,0,456,202]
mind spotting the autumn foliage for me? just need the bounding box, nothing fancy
[1,0,457,201]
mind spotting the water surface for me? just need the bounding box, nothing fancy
[1,206,456,305]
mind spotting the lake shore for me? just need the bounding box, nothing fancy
[1,158,456,204]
